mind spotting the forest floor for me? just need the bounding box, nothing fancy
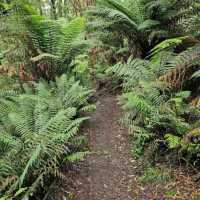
[48,93,200,200]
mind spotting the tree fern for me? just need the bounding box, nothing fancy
[112,38,200,161]
[86,0,199,59]
[158,45,200,89]
[0,1,89,80]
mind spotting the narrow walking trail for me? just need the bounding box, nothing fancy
[47,94,200,200]
[72,94,138,200]
[49,94,164,200]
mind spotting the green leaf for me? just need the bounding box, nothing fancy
[165,134,181,149]
[138,19,160,31]
[14,187,28,197]
[175,91,191,99]
[19,145,42,187]
[66,151,90,162]
[150,36,188,55]
[192,70,200,79]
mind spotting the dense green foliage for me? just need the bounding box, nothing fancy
[0,1,89,81]
[94,0,200,165]
[0,0,200,199]
[0,74,95,199]
[108,37,200,163]
[87,0,200,58]
[0,1,95,199]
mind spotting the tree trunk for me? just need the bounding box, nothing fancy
[50,0,57,19]
[58,0,63,17]
[38,0,43,16]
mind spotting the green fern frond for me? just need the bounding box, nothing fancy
[0,74,93,198]
[97,0,138,26]
[150,36,187,55]
[159,45,200,88]
[66,151,90,162]
[80,104,96,112]
[138,19,160,31]
[19,144,42,187]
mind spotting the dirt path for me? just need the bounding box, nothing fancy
[48,94,144,200]
[48,94,146,200]
[48,94,200,200]
[72,94,139,200]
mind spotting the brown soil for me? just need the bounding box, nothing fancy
[47,94,145,199]
[47,94,200,200]
[71,94,143,200]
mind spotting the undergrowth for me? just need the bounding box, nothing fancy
[108,37,200,168]
[0,74,95,199]
[139,166,170,184]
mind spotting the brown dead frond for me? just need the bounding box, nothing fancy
[190,96,200,107]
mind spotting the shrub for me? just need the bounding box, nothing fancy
[0,74,95,199]
[109,38,200,164]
